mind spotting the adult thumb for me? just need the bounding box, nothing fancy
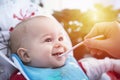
[83,39,110,51]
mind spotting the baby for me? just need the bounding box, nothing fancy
[10,16,120,80]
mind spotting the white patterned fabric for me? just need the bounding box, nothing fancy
[80,57,120,80]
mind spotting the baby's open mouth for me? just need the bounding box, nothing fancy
[52,52,63,56]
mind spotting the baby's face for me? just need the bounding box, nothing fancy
[26,17,68,68]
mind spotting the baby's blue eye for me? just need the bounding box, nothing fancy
[45,38,52,42]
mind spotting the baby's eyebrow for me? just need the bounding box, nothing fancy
[40,32,64,38]
[59,32,64,36]
[40,33,52,38]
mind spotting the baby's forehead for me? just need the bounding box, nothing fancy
[23,16,64,35]
[27,16,62,29]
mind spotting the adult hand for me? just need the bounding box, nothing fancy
[83,21,120,58]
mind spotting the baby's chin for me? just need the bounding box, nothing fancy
[52,63,65,69]
[51,60,66,68]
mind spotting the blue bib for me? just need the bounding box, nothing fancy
[12,54,89,80]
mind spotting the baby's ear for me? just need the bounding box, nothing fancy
[17,48,31,63]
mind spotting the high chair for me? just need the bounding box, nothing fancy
[0,0,119,80]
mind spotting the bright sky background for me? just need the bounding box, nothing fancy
[43,0,120,12]
[62,0,120,11]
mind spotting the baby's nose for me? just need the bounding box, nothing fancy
[54,42,63,48]
[54,42,67,51]
[54,40,68,49]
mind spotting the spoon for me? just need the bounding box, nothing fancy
[59,35,104,57]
